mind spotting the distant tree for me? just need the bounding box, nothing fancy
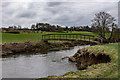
[69,27,74,32]
[80,26,91,32]
[118,28,120,41]
[32,23,63,32]
[65,26,69,33]
[18,25,22,30]
[91,12,118,42]
[13,26,17,29]
[36,23,39,30]
[31,24,36,30]
[56,25,63,32]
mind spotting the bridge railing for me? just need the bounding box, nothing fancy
[42,34,97,41]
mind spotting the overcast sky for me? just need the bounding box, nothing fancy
[1,0,119,28]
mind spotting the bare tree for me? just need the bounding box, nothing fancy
[91,12,117,42]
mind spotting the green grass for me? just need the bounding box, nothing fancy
[2,33,42,43]
[1,31,96,43]
[47,43,119,78]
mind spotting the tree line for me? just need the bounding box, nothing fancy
[31,23,92,32]
[5,23,93,32]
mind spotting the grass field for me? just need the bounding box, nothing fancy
[1,31,97,43]
[46,43,119,78]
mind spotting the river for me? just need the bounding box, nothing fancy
[2,45,89,78]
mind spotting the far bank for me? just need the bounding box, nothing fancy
[1,39,99,56]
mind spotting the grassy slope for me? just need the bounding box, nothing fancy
[47,43,119,78]
[2,31,96,43]
[2,33,42,43]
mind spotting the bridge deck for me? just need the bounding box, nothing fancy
[42,34,97,41]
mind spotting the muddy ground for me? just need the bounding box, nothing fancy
[69,48,111,70]
[1,40,99,56]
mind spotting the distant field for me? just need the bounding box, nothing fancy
[1,31,97,43]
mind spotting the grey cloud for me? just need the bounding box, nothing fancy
[17,11,36,18]
[118,1,120,27]
[2,2,10,7]
[1,2,118,28]
[51,16,85,26]
[47,2,63,7]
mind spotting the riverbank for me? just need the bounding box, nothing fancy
[41,43,119,79]
[1,40,99,56]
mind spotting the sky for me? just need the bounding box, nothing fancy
[0,0,119,28]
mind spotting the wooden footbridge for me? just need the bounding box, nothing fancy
[42,34,98,42]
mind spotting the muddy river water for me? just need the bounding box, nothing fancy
[2,45,89,78]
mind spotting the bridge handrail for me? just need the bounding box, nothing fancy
[42,33,98,41]
[42,34,96,37]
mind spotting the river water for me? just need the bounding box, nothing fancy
[2,45,89,78]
